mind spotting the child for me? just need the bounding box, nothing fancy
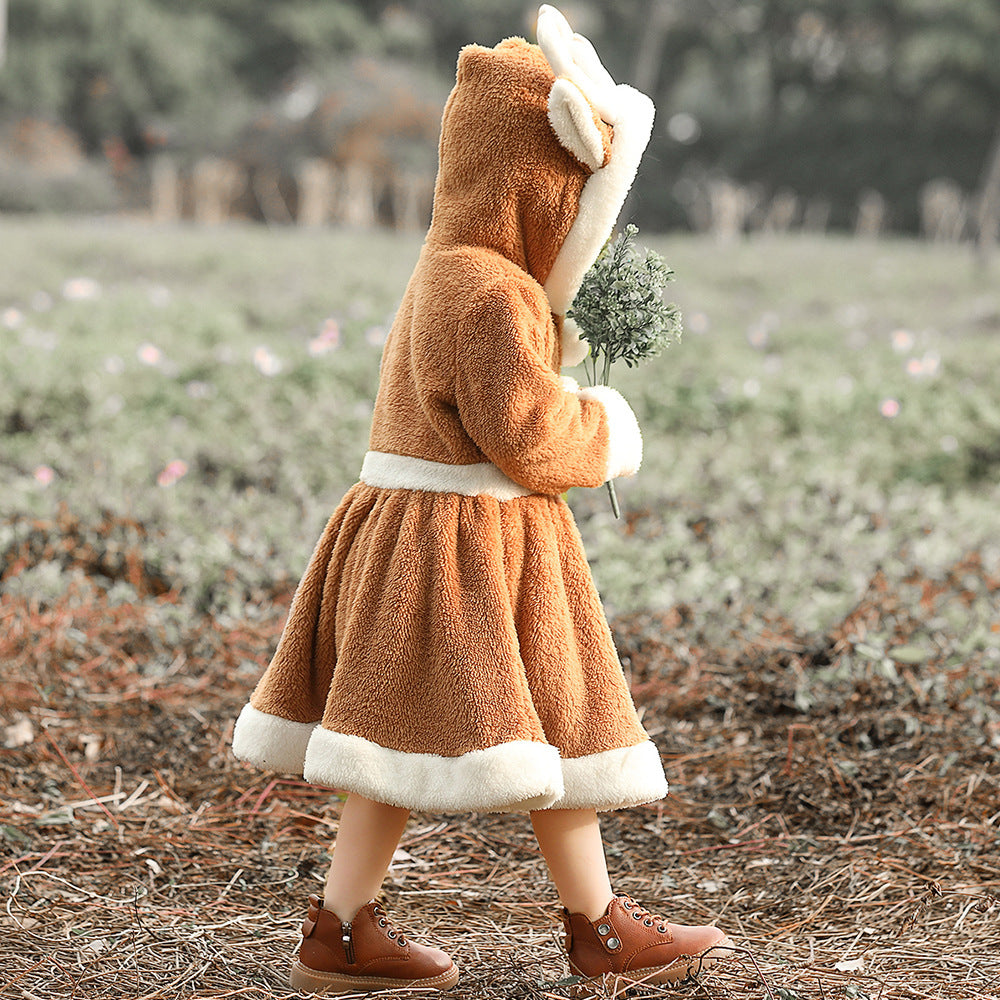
[233,5,732,992]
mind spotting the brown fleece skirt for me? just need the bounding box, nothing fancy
[233,483,665,812]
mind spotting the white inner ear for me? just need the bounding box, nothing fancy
[548,78,605,172]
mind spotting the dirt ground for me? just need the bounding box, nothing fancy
[2,553,999,999]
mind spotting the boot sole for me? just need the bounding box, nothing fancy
[289,958,460,994]
[570,935,736,985]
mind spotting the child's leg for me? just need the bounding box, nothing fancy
[530,807,614,921]
[533,807,734,984]
[294,792,458,992]
[323,792,410,921]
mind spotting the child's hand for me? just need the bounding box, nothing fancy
[576,385,643,480]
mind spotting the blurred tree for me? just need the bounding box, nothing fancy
[976,116,1000,259]
[406,0,534,66]
[2,0,236,153]
[0,0,383,155]
[0,0,7,69]
[641,0,1000,230]
[198,0,379,96]
[1,0,999,233]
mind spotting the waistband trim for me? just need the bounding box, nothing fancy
[360,451,534,501]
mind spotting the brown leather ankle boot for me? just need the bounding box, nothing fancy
[563,893,734,985]
[289,895,459,994]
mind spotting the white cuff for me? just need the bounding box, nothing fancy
[578,384,643,480]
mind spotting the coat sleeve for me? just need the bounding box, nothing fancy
[454,282,642,495]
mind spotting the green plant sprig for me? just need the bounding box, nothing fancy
[570,224,682,391]
[568,224,683,516]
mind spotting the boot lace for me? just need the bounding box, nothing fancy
[618,894,670,935]
[371,901,407,947]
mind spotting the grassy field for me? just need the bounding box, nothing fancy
[2,217,999,630]
[2,219,1000,1000]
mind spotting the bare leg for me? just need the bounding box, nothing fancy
[530,808,614,921]
[323,793,410,922]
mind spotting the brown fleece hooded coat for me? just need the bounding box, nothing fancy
[232,6,667,813]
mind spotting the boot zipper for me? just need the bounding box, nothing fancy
[341,921,355,964]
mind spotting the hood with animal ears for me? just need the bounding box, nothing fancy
[426,6,655,349]
[425,36,597,291]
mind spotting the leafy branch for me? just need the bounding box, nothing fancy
[568,224,682,516]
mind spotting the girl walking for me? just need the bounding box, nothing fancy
[233,6,732,992]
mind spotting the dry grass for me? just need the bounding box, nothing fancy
[2,555,999,999]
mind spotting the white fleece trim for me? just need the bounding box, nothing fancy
[360,451,533,500]
[548,78,606,172]
[233,708,666,814]
[561,316,590,368]
[232,704,319,774]
[553,740,669,811]
[544,86,655,317]
[304,728,564,813]
[577,385,643,480]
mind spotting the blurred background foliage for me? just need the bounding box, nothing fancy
[0,0,999,231]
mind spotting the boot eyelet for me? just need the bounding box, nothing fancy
[643,918,654,926]
[398,937,406,947]
[606,937,621,950]
[388,930,397,939]
[622,900,633,910]
[657,925,668,934]
[632,911,643,920]
[597,924,611,936]
[378,918,387,927]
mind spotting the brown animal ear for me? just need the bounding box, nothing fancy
[548,77,611,171]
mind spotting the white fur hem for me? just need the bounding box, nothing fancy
[233,709,666,814]
[553,741,668,811]
[360,451,533,501]
[577,385,643,479]
[232,703,319,774]
[304,729,564,812]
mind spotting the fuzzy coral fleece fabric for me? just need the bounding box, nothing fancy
[232,34,667,813]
